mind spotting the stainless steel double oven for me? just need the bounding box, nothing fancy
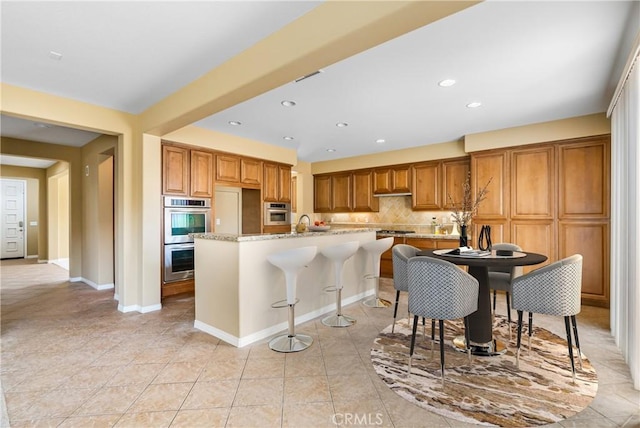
[163,196,211,282]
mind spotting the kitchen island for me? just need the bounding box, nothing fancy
[191,228,377,347]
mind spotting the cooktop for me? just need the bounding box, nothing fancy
[377,229,416,235]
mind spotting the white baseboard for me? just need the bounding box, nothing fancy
[117,303,162,313]
[114,293,120,302]
[50,258,69,270]
[74,277,114,291]
[194,289,375,348]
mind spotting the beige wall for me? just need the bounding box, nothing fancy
[81,134,117,287]
[0,166,45,258]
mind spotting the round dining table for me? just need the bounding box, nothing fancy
[416,249,547,356]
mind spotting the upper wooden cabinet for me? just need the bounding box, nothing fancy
[373,166,411,195]
[163,145,189,196]
[263,162,291,202]
[314,175,332,212]
[511,145,554,219]
[215,154,241,184]
[558,138,610,219]
[162,145,213,198]
[314,170,378,213]
[411,157,470,211]
[411,161,441,210]
[471,151,509,219]
[240,158,262,188]
[352,170,379,212]
[442,158,470,210]
[190,150,214,198]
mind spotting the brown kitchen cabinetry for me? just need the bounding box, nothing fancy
[373,166,411,195]
[471,134,610,307]
[380,236,405,278]
[215,154,241,184]
[380,236,459,278]
[291,176,297,212]
[163,145,214,198]
[411,161,441,210]
[442,158,471,210]
[314,170,378,213]
[263,162,291,202]
[190,150,214,198]
[352,170,379,212]
[411,157,470,211]
[240,158,262,188]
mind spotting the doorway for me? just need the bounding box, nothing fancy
[0,179,26,259]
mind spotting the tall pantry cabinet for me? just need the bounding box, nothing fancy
[471,135,610,307]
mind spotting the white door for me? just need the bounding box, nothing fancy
[215,187,241,234]
[1,179,25,259]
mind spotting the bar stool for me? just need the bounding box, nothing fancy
[362,237,394,308]
[320,241,360,327]
[267,245,317,352]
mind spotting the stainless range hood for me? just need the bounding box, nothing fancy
[373,192,412,197]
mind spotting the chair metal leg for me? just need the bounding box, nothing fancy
[527,312,533,353]
[439,319,445,387]
[571,315,583,369]
[564,316,577,382]
[506,292,512,341]
[431,318,436,358]
[464,316,472,366]
[408,315,419,375]
[391,290,400,333]
[493,289,497,310]
[422,317,426,339]
[516,310,523,368]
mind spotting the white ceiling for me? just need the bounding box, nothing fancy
[1,1,637,168]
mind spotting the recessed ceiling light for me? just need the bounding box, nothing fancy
[283,136,294,141]
[49,51,63,61]
[326,148,336,152]
[466,102,482,108]
[228,121,242,126]
[438,79,456,87]
[376,139,386,144]
[281,100,296,107]
[336,122,348,128]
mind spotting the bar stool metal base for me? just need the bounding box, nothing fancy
[322,314,356,327]
[268,334,313,353]
[362,297,391,308]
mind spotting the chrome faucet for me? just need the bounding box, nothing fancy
[298,214,311,225]
[296,214,311,233]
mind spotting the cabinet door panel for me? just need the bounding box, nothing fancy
[190,150,213,198]
[241,158,262,187]
[558,139,610,219]
[511,146,554,219]
[405,238,437,250]
[278,165,291,202]
[510,220,554,273]
[411,162,440,210]
[559,221,609,307]
[216,155,241,184]
[162,145,188,195]
[263,163,279,202]
[442,158,470,210]
[314,175,332,212]
[472,152,508,219]
[392,167,411,193]
[353,170,378,212]
[331,173,352,212]
[373,169,392,194]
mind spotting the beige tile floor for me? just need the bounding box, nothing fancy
[1,258,638,428]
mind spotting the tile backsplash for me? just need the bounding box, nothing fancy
[316,196,458,234]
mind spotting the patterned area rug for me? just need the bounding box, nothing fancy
[371,316,598,427]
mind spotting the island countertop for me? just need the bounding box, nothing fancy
[191,227,377,242]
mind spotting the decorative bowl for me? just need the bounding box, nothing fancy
[308,225,331,232]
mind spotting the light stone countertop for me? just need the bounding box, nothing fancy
[191,227,377,242]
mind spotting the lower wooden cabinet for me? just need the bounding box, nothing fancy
[162,279,194,298]
[380,236,459,278]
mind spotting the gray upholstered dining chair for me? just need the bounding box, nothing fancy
[488,242,523,337]
[407,256,479,386]
[511,254,583,381]
[391,244,420,333]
